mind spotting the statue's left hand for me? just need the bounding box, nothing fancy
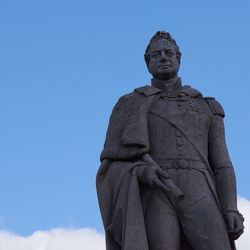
[224,211,244,240]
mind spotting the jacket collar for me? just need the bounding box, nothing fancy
[134,85,162,96]
[135,81,202,98]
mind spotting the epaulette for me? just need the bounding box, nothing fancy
[178,85,203,98]
[134,85,162,96]
[204,97,225,117]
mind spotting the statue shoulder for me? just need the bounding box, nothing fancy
[204,97,225,117]
[112,92,135,113]
[115,84,160,107]
[179,85,203,98]
[111,86,149,114]
[179,85,225,117]
[115,88,143,106]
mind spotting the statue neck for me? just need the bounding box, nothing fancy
[151,77,182,93]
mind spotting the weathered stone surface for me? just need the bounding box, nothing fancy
[97,31,244,250]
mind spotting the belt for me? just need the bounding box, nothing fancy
[154,158,206,170]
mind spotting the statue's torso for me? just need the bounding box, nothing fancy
[148,93,212,169]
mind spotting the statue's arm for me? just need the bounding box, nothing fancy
[208,109,244,240]
[136,154,184,199]
[208,114,237,211]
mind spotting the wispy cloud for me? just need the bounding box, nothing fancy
[236,197,250,249]
[0,228,105,250]
[0,197,249,250]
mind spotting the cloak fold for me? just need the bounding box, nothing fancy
[96,160,149,250]
[97,88,160,250]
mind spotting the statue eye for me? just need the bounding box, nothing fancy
[166,51,174,57]
[151,52,160,58]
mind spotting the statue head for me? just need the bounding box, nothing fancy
[144,31,182,80]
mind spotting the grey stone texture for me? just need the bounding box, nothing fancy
[96,31,244,250]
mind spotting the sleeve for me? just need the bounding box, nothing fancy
[208,99,238,213]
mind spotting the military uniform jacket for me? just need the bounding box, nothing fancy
[96,82,237,250]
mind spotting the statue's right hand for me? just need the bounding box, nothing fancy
[136,165,171,194]
[224,210,244,240]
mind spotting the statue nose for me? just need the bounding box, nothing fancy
[160,56,168,63]
[160,52,168,62]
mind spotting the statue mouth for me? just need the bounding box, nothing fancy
[159,65,171,69]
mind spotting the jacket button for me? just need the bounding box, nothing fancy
[176,131,182,137]
[178,159,189,168]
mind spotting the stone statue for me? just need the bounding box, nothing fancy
[96,31,244,250]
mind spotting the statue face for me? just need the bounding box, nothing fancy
[147,39,180,80]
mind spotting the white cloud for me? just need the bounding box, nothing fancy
[0,197,249,250]
[0,228,105,250]
[236,197,250,249]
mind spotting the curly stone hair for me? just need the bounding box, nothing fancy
[144,31,182,66]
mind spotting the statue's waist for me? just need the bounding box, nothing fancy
[153,158,206,170]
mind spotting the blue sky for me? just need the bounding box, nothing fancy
[0,0,250,237]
